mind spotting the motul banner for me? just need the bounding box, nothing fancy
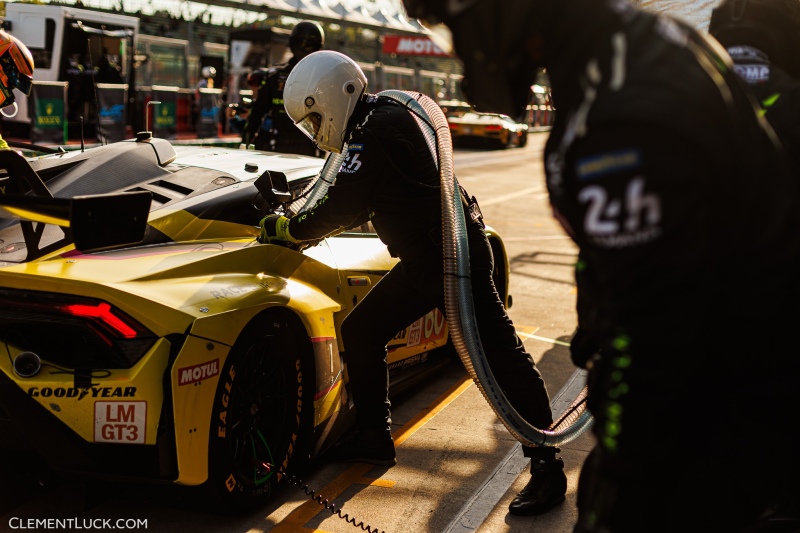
[151,85,179,140]
[30,81,68,145]
[96,83,128,143]
[382,35,449,57]
[196,88,222,139]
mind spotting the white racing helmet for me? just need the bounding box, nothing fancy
[283,51,367,153]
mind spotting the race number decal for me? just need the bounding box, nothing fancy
[94,401,146,444]
[406,309,446,348]
[578,177,662,248]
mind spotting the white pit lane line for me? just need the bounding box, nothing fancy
[443,366,588,533]
[455,152,540,170]
[477,186,544,207]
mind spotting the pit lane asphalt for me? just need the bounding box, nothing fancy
[0,133,593,533]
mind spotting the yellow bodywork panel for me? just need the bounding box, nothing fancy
[387,308,449,364]
[0,207,68,226]
[148,208,259,242]
[314,378,344,427]
[0,339,171,445]
[171,335,231,486]
[305,336,346,433]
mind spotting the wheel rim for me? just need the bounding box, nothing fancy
[225,335,292,488]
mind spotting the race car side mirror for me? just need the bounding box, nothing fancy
[255,170,292,206]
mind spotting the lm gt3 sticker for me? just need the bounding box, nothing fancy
[94,401,147,444]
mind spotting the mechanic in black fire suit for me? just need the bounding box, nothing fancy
[709,0,800,180]
[242,21,324,156]
[401,0,800,530]
[258,50,568,516]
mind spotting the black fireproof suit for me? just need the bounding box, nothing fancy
[723,45,800,181]
[287,94,556,461]
[540,1,800,530]
[243,58,319,156]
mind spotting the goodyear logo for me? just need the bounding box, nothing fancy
[576,149,640,180]
[28,386,137,400]
[348,143,364,152]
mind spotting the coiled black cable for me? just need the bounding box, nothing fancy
[256,461,386,533]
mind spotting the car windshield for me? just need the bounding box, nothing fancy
[459,113,509,123]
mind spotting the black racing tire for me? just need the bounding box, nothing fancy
[519,132,528,148]
[499,130,512,150]
[202,310,314,513]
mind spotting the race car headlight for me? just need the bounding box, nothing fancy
[0,288,158,370]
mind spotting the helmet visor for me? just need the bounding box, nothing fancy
[295,112,322,142]
[14,74,32,96]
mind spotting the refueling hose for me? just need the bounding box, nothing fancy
[290,147,348,215]
[377,90,593,448]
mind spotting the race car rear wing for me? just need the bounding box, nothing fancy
[0,150,151,261]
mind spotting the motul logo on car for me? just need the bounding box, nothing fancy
[179,359,220,385]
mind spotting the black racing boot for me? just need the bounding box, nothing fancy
[326,427,397,467]
[508,449,567,516]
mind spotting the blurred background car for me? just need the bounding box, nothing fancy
[438,99,473,119]
[448,112,529,149]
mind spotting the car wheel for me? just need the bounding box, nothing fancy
[202,311,314,512]
[498,131,511,149]
[519,132,528,148]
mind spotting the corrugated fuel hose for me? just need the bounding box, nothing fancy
[377,90,593,448]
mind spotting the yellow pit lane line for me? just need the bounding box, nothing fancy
[271,326,566,532]
[516,326,571,347]
[271,377,473,532]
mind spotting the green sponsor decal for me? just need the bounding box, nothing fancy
[35,98,64,129]
[155,102,176,127]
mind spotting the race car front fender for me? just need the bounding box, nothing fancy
[169,334,232,486]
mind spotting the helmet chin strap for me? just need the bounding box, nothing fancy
[1,101,18,118]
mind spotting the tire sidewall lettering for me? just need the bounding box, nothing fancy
[209,332,305,506]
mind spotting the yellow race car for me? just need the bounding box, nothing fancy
[0,136,512,511]
[448,112,530,149]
